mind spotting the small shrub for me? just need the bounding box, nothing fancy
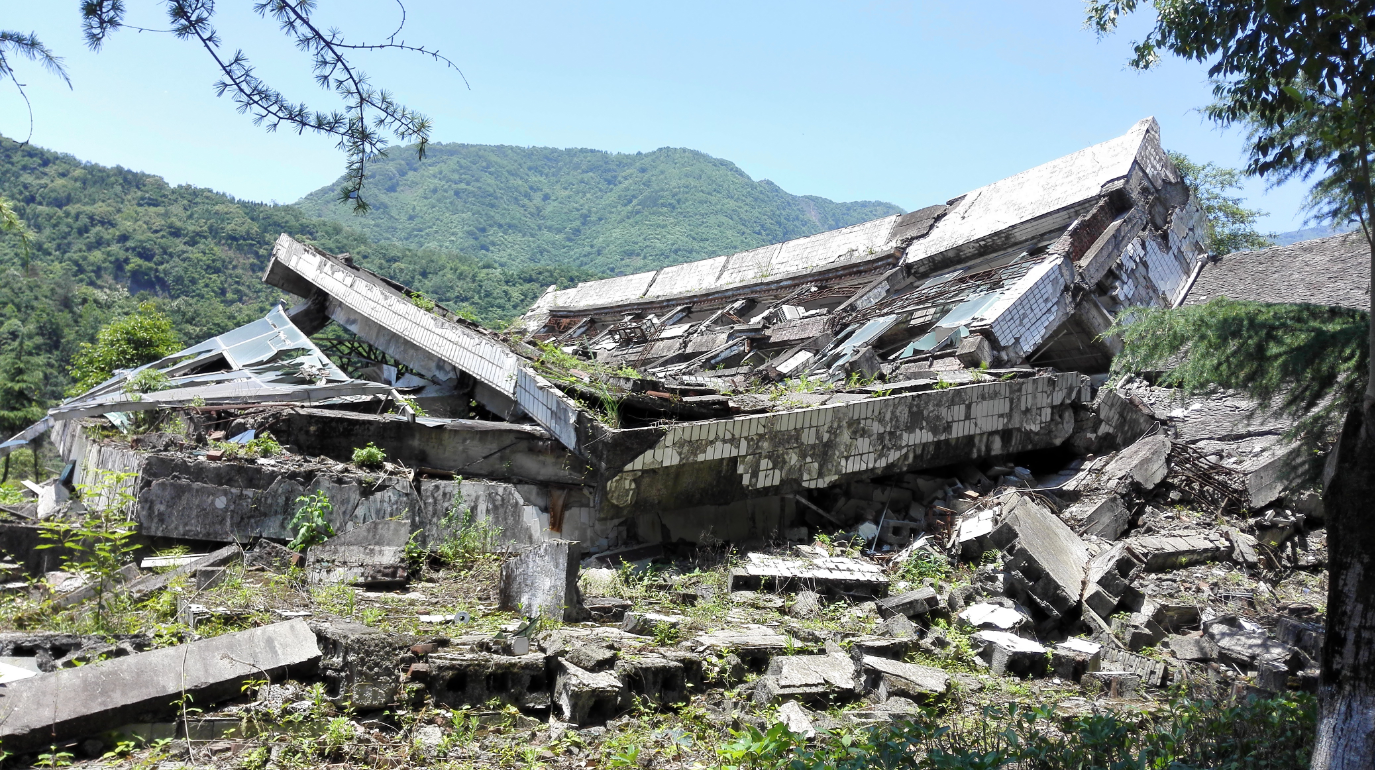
[435,486,502,565]
[352,442,386,468]
[288,491,335,551]
[36,470,139,633]
[123,368,170,396]
[409,293,436,312]
[245,431,282,457]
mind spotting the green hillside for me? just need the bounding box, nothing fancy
[0,137,594,405]
[296,144,903,275]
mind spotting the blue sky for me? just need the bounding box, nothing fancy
[4,1,1316,234]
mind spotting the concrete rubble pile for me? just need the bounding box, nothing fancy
[0,120,1349,760]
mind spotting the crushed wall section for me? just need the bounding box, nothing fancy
[593,373,1088,517]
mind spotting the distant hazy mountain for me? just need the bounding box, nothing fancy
[1270,223,1359,247]
[294,144,904,276]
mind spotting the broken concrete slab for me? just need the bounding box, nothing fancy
[878,613,918,639]
[858,655,950,702]
[1205,616,1293,669]
[1102,433,1170,492]
[620,611,686,637]
[989,493,1090,623]
[755,652,858,705]
[1111,612,1167,651]
[777,700,816,738]
[1099,646,1170,688]
[1275,616,1324,661]
[245,538,298,572]
[306,518,412,588]
[787,589,824,619]
[0,619,320,752]
[1126,531,1231,571]
[555,659,626,724]
[1086,670,1141,698]
[563,643,618,672]
[875,587,939,619]
[959,602,1032,633]
[1167,634,1217,662]
[583,596,632,623]
[125,544,243,602]
[499,539,582,622]
[1081,542,1144,621]
[729,552,888,598]
[1074,495,1131,541]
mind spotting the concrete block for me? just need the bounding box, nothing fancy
[499,539,582,622]
[859,655,950,702]
[1078,495,1130,541]
[992,493,1089,618]
[973,631,1047,677]
[426,651,551,711]
[0,620,319,752]
[876,587,938,619]
[1168,634,1217,662]
[566,644,618,672]
[956,334,993,368]
[755,653,857,705]
[614,655,688,706]
[777,700,815,738]
[1051,638,1101,681]
[245,539,297,572]
[307,518,412,588]
[555,659,626,724]
[312,620,416,710]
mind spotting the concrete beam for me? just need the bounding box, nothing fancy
[0,620,320,752]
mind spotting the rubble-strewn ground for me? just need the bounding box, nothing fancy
[0,447,1326,769]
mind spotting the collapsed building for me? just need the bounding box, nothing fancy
[0,119,1347,757]
[2,117,1208,557]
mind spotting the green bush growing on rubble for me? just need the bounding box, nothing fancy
[434,484,502,565]
[352,442,386,468]
[288,491,335,552]
[719,692,1314,770]
[36,470,139,633]
[245,431,282,457]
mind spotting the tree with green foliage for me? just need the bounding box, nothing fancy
[1088,2,1375,765]
[68,302,180,394]
[2,3,460,212]
[0,319,48,482]
[1167,151,1273,255]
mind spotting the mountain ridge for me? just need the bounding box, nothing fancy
[294,142,904,276]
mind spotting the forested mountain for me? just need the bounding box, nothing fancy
[0,137,594,405]
[295,144,903,275]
